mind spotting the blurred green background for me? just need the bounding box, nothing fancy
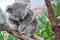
[0,0,60,40]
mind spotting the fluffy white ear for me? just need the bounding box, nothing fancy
[6,3,14,12]
[6,5,13,13]
[15,0,30,3]
[7,5,12,9]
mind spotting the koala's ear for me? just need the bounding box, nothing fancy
[6,5,13,13]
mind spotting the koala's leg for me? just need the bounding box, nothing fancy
[18,24,27,35]
[18,24,35,40]
[22,18,38,40]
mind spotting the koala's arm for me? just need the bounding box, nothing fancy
[6,18,18,31]
[28,8,38,34]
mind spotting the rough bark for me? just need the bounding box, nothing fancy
[45,0,60,40]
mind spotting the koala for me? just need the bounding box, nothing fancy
[6,3,28,21]
[6,2,28,31]
[6,2,38,40]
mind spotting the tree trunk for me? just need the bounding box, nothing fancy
[45,0,60,40]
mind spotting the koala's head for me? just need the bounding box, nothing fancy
[6,2,28,21]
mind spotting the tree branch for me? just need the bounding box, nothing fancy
[6,23,41,40]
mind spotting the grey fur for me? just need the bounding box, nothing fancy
[6,2,38,40]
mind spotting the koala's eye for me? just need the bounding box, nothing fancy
[7,8,13,13]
